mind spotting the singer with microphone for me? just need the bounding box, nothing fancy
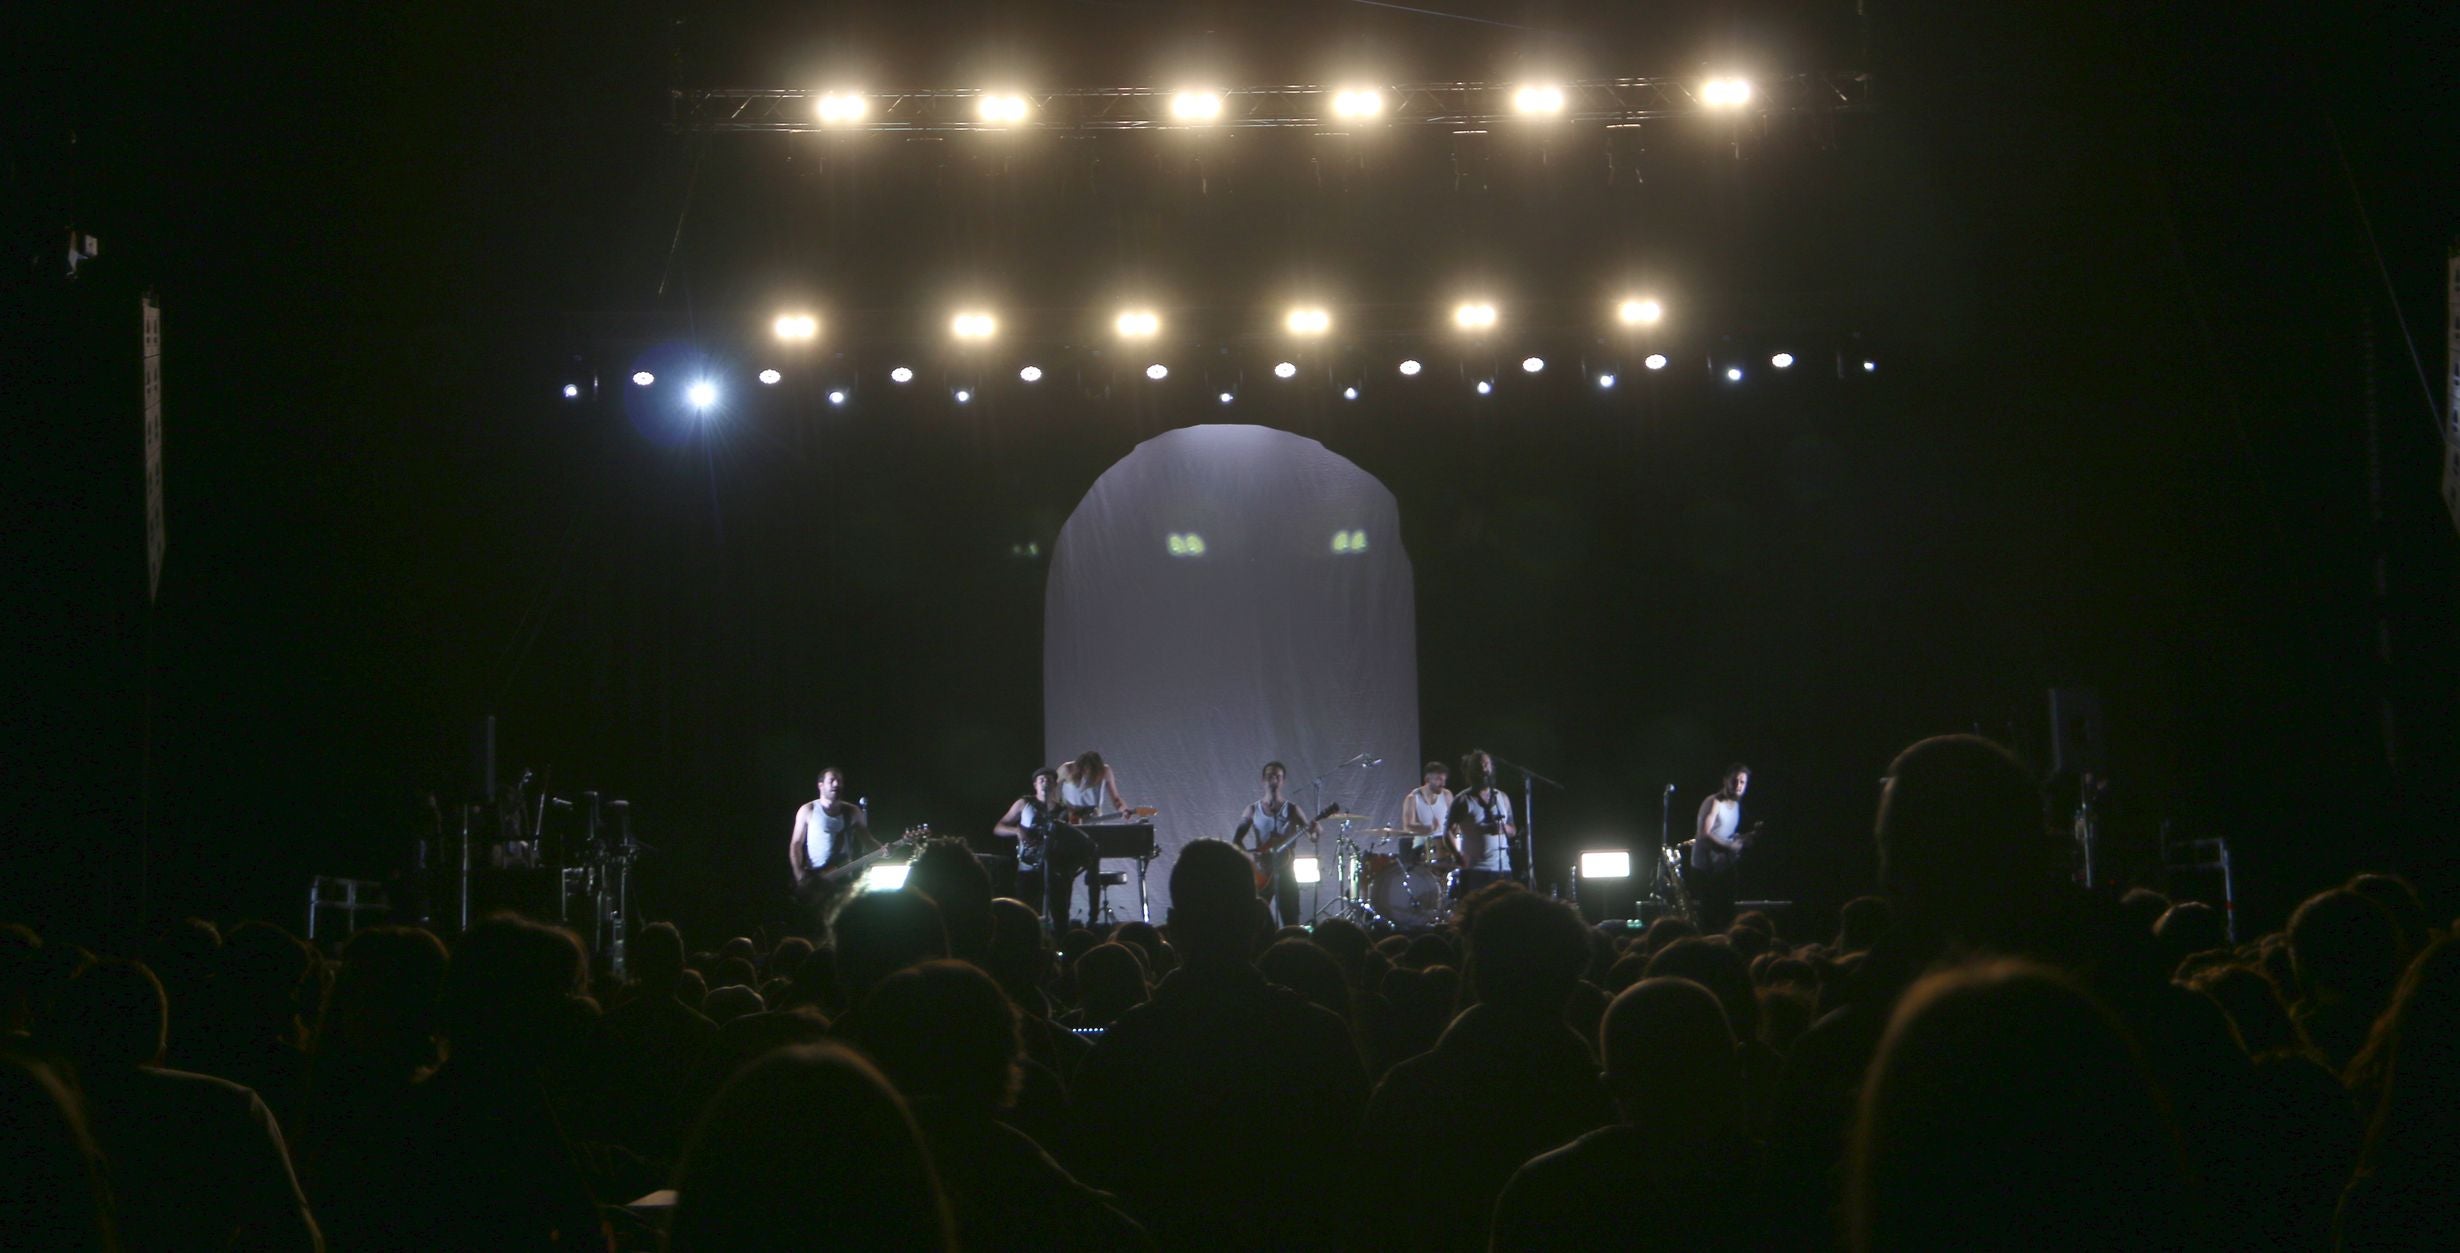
[789,767,874,907]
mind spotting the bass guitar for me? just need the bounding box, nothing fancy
[1247,804,1346,893]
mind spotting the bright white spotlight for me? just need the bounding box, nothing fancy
[889,366,914,384]
[1218,391,1234,404]
[816,92,868,125]
[1512,84,1567,115]
[1617,297,1665,327]
[1114,309,1161,339]
[562,383,581,399]
[1475,379,1493,395]
[1452,302,1499,332]
[1771,352,1795,369]
[1597,373,1616,389]
[1145,363,1169,380]
[1397,359,1423,377]
[1701,77,1754,109]
[1273,361,1299,380]
[827,389,848,405]
[1019,364,1043,383]
[1579,850,1633,879]
[1285,306,1331,337]
[1725,366,1744,382]
[1169,90,1224,122]
[1292,856,1322,885]
[976,92,1031,125]
[954,388,972,403]
[1521,356,1545,374]
[862,862,909,892]
[631,371,655,387]
[772,312,820,342]
[1644,354,1669,371]
[686,380,718,410]
[1863,359,1878,372]
[757,368,782,385]
[1342,386,1359,400]
[1330,87,1385,119]
[951,311,998,342]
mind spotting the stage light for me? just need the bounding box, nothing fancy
[827,389,847,405]
[758,369,782,385]
[1343,386,1359,400]
[1285,306,1331,336]
[889,366,914,383]
[1398,359,1423,377]
[1475,379,1493,395]
[1330,87,1384,119]
[977,92,1032,125]
[1273,361,1299,380]
[1169,90,1224,122]
[1579,850,1633,880]
[1521,356,1545,374]
[1771,352,1795,369]
[1115,309,1161,339]
[1701,77,1754,109]
[631,371,655,387]
[1452,301,1499,332]
[1145,363,1169,380]
[1219,391,1234,404]
[1019,364,1044,383]
[1167,532,1209,557]
[1597,373,1616,389]
[772,312,820,342]
[954,388,972,403]
[816,92,868,125]
[951,311,998,342]
[1617,297,1665,327]
[1513,83,1567,115]
[1292,856,1322,885]
[1644,354,1669,370]
[1725,366,1744,382]
[1863,359,1878,372]
[686,380,718,410]
[562,383,581,399]
[862,862,909,892]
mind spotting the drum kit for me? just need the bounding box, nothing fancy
[1317,814,1457,932]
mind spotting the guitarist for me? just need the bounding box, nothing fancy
[994,768,1096,928]
[1233,761,1319,928]
[789,767,874,909]
[1690,763,1756,930]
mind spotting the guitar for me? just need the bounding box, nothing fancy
[1686,821,1763,875]
[1247,804,1346,893]
[1058,805,1160,825]
[819,825,932,886]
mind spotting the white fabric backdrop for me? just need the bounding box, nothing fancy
[1045,424,1420,922]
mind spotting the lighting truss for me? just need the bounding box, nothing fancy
[669,73,1874,135]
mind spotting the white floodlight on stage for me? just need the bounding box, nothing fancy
[977,92,1032,125]
[1617,297,1665,327]
[772,312,820,342]
[1863,359,1878,372]
[686,380,718,411]
[1285,306,1332,337]
[1579,850,1633,880]
[889,366,914,384]
[1398,359,1423,377]
[1512,83,1567,115]
[1452,301,1499,332]
[1019,364,1044,383]
[1218,391,1234,405]
[1702,77,1754,109]
[1292,856,1322,885]
[1644,354,1669,371]
[827,389,848,405]
[562,383,581,399]
[1521,356,1545,374]
[1725,366,1744,382]
[1169,90,1224,122]
[1115,309,1162,339]
[1475,379,1493,395]
[862,862,909,892]
[631,371,655,386]
[1597,373,1616,389]
[1145,363,1169,380]
[954,388,972,403]
[1771,352,1795,369]
[1273,361,1299,380]
[1330,87,1385,119]
[951,310,998,342]
[1343,386,1359,400]
[757,369,782,385]
[816,92,868,125]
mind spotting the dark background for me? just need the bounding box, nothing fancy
[7,0,2455,946]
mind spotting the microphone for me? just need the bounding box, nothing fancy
[1353,757,1383,769]
[1663,784,1677,794]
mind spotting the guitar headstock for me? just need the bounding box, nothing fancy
[900,824,932,843]
[1123,806,1159,819]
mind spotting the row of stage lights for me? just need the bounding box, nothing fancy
[594,348,1876,412]
[765,296,1670,349]
[808,76,1757,128]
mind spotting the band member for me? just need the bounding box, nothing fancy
[1056,751,1131,820]
[1233,761,1317,928]
[994,768,1097,928]
[1446,749,1516,896]
[1399,760,1453,864]
[1691,763,1753,930]
[789,767,873,893]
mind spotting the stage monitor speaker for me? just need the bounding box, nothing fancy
[2048,688,2107,776]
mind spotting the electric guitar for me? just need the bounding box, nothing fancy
[1247,804,1346,892]
[1057,804,1160,825]
[818,825,932,886]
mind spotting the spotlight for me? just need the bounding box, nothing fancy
[631,371,655,387]
[1617,297,1665,327]
[757,368,782,385]
[1145,363,1169,381]
[1579,850,1633,880]
[815,92,868,125]
[976,92,1031,125]
[686,380,718,410]
[1343,386,1359,400]
[1475,379,1493,395]
[1273,361,1299,380]
[1701,77,1754,109]
[1512,83,1567,115]
[1521,356,1545,374]
[562,383,581,399]
[1169,90,1224,122]
[862,862,910,892]
[1114,309,1162,339]
[1285,306,1331,337]
[1771,352,1795,369]
[1644,354,1669,371]
[827,389,848,406]
[889,366,914,384]
[1397,359,1423,377]
[1452,301,1499,332]
[772,312,820,342]
[1725,366,1744,382]
[1863,359,1878,372]
[951,311,998,342]
[1330,87,1384,119]
[1218,391,1234,404]
[954,388,972,403]
[1019,364,1044,383]
[1597,373,1616,389]
[1292,856,1322,885]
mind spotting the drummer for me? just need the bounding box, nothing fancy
[1399,760,1454,865]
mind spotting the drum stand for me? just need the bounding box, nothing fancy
[1311,826,1380,927]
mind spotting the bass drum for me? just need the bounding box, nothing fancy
[1366,862,1444,930]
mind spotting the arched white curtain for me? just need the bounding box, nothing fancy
[1045,424,1420,921]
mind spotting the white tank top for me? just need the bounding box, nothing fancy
[1060,775,1103,813]
[1406,788,1451,832]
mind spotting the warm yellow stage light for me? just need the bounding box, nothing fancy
[772,312,820,342]
[951,310,999,341]
[1169,90,1224,122]
[1285,306,1332,336]
[1452,301,1500,332]
[1512,84,1567,115]
[1330,88,1385,119]
[1617,297,1665,327]
[1114,309,1162,339]
[815,93,867,125]
[1701,77,1754,109]
[976,93,1032,125]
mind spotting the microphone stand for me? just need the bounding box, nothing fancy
[1486,754,1562,893]
[1657,785,1676,905]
